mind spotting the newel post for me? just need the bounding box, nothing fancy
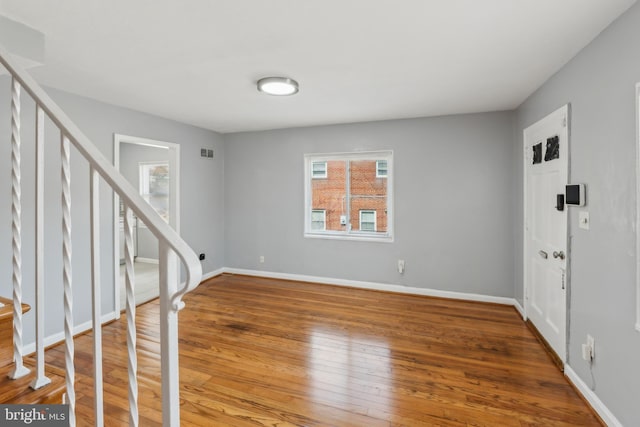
[159,242,180,426]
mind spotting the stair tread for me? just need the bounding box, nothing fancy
[0,359,66,404]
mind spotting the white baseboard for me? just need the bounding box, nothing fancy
[513,299,525,319]
[135,257,159,265]
[223,267,516,306]
[564,365,622,427]
[201,268,226,282]
[23,311,119,356]
[19,265,224,355]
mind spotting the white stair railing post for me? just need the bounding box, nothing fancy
[9,77,29,380]
[159,242,180,427]
[61,133,75,427]
[30,105,51,390]
[124,206,139,427]
[90,167,104,427]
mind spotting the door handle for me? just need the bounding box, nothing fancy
[538,250,548,259]
[553,251,565,260]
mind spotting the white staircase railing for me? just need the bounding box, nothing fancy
[0,44,202,426]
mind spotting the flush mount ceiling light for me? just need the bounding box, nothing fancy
[257,77,299,96]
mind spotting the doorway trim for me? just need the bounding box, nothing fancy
[636,82,640,333]
[112,133,181,316]
[522,104,570,363]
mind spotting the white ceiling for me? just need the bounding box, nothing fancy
[0,0,636,133]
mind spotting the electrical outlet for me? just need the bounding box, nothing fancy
[581,344,591,361]
[259,255,265,263]
[397,259,405,274]
[582,334,595,361]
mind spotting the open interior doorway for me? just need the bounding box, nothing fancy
[113,134,180,313]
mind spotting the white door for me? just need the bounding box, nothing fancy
[524,105,569,362]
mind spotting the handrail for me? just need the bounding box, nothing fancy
[0,44,202,310]
[2,41,203,426]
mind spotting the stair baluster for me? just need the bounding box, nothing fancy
[124,205,139,427]
[9,77,29,380]
[61,133,75,427]
[30,105,51,390]
[90,167,105,426]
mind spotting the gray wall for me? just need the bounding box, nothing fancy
[224,112,515,297]
[514,3,640,425]
[2,4,638,422]
[0,80,224,346]
[119,143,170,260]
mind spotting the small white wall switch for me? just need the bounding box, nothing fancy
[578,211,589,230]
[397,259,405,274]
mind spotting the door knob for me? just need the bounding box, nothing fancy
[553,251,565,260]
[538,250,548,259]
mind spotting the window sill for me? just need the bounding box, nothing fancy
[304,231,393,243]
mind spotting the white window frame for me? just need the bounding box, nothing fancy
[359,210,377,232]
[304,150,393,242]
[636,83,640,332]
[376,160,388,178]
[311,209,326,231]
[311,161,328,179]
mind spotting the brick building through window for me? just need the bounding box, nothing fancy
[309,156,389,236]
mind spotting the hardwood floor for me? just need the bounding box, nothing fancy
[0,358,66,404]
[43,274,601,426]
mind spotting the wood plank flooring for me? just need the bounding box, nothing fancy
[43,274,601,426]
[0,357,66,404]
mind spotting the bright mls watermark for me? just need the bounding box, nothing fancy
[0,405,68,426]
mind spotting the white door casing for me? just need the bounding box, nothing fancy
[524,105,569,362]
[113,134,181,316]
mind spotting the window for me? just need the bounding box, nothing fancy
[139,161,170,223]
[359,210,376,231]
[376,160,388,178]
[312,161,327,178]
[304,151,393,241]
[311,210,326,231]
